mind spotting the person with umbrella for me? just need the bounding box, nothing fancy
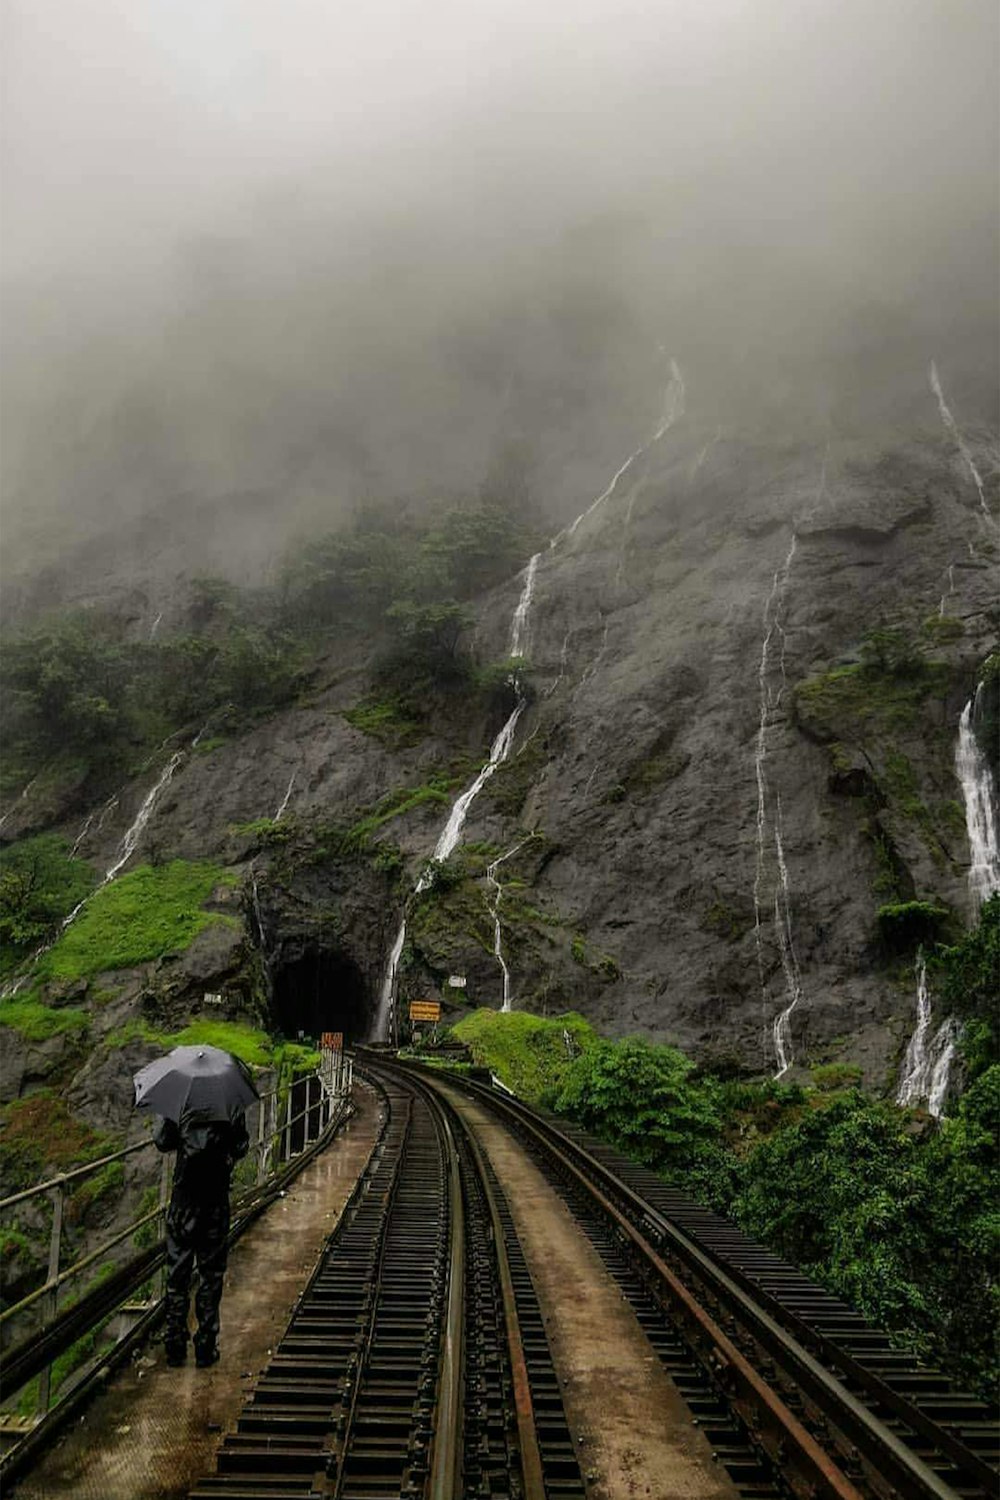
[134,1045,256,1368]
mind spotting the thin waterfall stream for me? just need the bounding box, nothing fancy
[372,364,685,1040]
[955,687,1000,913]
[751,531,802,1076]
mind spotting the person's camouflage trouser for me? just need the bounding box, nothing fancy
[164,1193,231,1354]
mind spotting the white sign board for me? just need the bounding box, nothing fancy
[447,975,467,988]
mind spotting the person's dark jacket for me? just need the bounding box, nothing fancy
[154,1112,250,1202]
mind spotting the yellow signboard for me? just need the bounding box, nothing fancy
[409,1000,441,1023]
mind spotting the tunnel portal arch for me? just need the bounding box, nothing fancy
[270,946,371,1045]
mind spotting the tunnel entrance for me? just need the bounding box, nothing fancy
[270,947,371,1045]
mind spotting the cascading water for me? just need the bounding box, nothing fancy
[929,361,994,526]
[2,752,185,997]
[939,564,955,618]
[104,753,183,883]
[373,361,686,1041]
[486,835,535,1012]
[751,534,803,1076]
[955,689,1000,913]
[562,360,685,545]
[371,553,541,1042]
[927,1018,960,1119]
[0,776,39,834]
[896,957,960,1117]
[275,771,297,821]
[896,955,933,1107]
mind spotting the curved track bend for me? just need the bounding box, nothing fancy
[185,1057,997,1500]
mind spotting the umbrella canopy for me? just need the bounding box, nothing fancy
[133,1044,258,1123]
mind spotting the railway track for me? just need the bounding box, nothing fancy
[417,1062,998,1500]
[189,1064,586,1499]
[186,1057,997,1500]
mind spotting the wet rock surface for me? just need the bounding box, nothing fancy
[3,368,998,1094]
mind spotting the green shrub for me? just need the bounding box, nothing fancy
[343,697,424,748]
[0,836,95,973]
[933,894,1000,1078]
[810,1062,864,1092]
[876,901,950,954]
[555,1038,723,1179]
[450,1009,599,1103]
[66,1162,124,1226]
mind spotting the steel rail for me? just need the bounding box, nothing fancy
[466,1081,861,1500]
[328,1089,412,1496]
[427,1102,464,1500]
[471,1082,985,1500]
[359,1056,587,1500]
[430,1081,549,1500]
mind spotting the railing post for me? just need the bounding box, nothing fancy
[284,1087,293,1162]
[256,1093,268,1185]
[303,1078,313,1149]
[156,1151,172,1299]
[37,1178,65,1414]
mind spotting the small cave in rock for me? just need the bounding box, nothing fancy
[270,947,371,1045]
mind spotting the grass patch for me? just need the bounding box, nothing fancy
[0,1092,115,1194]
[793,659,950,741]
[343,782,452,850]
[343,696,425,749]
[38,861,238,980]
[449,1009,600,1104]
[0,996,91,1042]
[103,1016,274,1070]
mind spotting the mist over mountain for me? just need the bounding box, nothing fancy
[2,0,997,598]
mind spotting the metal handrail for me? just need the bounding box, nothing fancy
[0,1141,154,1213]
[0,1082,290,1214]
[0,1062,351,1418]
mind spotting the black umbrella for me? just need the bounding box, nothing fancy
[133,1044,258,1123]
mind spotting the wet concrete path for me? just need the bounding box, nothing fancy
[439,1081,739,1500]
[12,1086,380,1500]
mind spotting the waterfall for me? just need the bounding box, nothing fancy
[939,564,955,618]
[896,956,933,1106]
[927,1018,961,1119]
[897,958,960,1116]
[562,359,685,544]
[275,771,297,821]
[1,754,184,998]
[750,534,803,1075]
[0,775,42,834]
[486,835,535,1012]
[929,361,993,526]
[771,809,804,1078]
[149,611,163,642]
[372,361,686,1043]
[955,691,1000,913]
[103,754,183,883]
[371,553,541,1042]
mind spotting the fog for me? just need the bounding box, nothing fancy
[2,0,997,580]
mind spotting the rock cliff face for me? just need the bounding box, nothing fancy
[3,359,998,1098]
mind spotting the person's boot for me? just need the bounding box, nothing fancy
[164,1334,187,1367]
[194,1335,219,1368]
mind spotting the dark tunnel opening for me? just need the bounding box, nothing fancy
[270,947,371,1045]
